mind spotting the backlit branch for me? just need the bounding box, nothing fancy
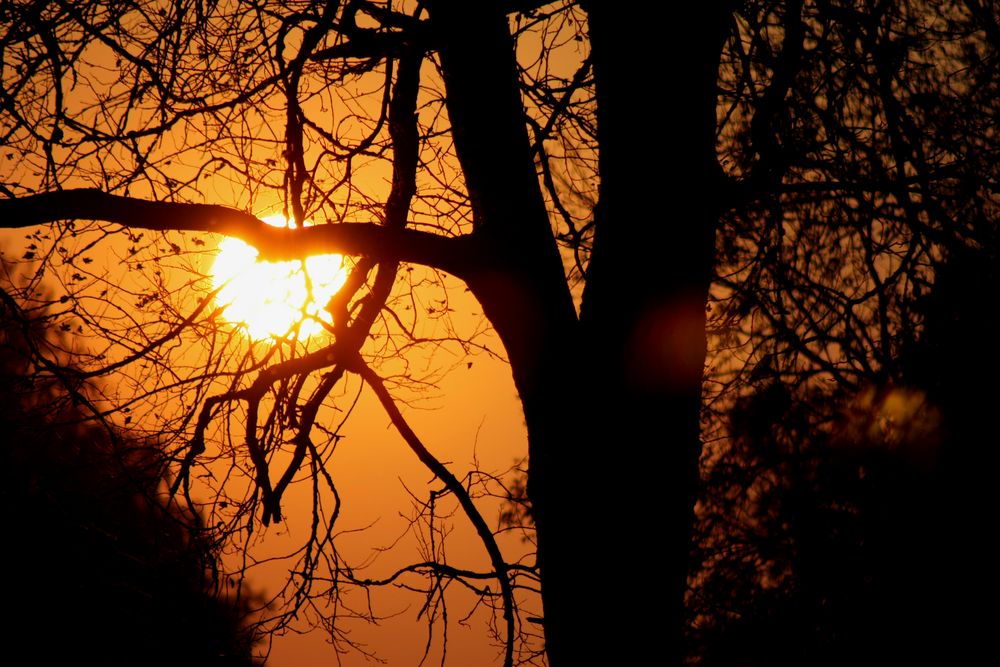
[0,189,478,277]
[352,356,516,667]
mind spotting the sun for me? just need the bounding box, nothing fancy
[211,214,347,340]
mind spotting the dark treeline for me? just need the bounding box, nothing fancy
[687,1,999,663]
[0,293,261,666]
[691,250,997,665]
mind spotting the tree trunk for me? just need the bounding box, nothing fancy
[574,5,733,662]
[429,3,733,664]
[426,8,581,664]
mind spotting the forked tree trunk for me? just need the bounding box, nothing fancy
[429,3,733,664]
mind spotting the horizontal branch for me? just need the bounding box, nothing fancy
[307,1,562,62]
[310,29,417,61]
[0,189,476,276]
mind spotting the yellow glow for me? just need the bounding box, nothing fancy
[211,214,347,340]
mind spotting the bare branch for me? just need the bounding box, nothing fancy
[0,189,479,276]
[353,357,516,667]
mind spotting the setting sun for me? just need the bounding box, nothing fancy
[211,214,347,340]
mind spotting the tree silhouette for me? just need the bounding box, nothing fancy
[689,246,998,665]
[690,1,998,662]
[0,1,996,664]
[0,277,260,665]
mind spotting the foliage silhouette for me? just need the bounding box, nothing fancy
[0,288,261,666]
[690,1,998,662]
[691,245,998,664]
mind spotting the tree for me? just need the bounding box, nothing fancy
[689,245,999,666]
[690,1,998,662]
[0,1,996,664]
[0,275,261,665]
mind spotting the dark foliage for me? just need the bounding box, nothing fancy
[688,1,999,662]
[691,246,998,665]
[0,299,260,666]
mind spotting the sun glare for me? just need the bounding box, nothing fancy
[211,214,347,340]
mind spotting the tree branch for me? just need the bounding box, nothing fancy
[0,189,477,277]
[352,356,516,667]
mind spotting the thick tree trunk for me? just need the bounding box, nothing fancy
[426,8,582,665]
[576,5,733,663]
[429,3,733,664]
